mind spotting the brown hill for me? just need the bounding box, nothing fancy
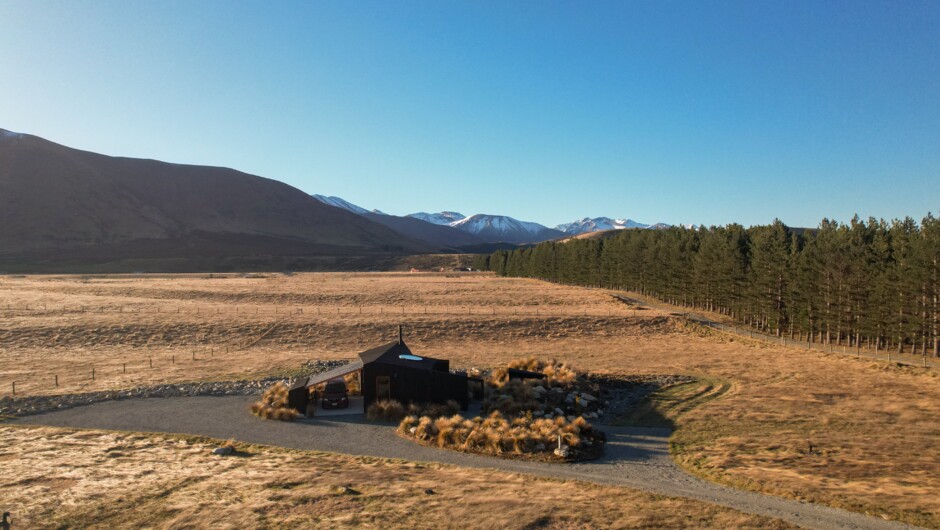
[0,129,425,269]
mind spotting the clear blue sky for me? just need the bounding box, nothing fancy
[1,1,938,228]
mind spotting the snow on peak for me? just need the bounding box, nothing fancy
[0,129,23,139]
[406,211,466,225]
[311,194,376,215]
[447,214,562,243]
[555,217,651,235]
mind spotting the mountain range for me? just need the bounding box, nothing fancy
[1,127,671,271]
[314,196,669,244]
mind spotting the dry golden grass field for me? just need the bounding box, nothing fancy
[1,272,938,527]
[0,425,797,529]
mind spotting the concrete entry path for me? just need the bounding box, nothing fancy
[11,396,917,530]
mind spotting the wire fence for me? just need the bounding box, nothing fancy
[610,293,938,370]
[0,303,642,319]
[3,299,934,398]
[683,314,937,369]
[1,342,256,399]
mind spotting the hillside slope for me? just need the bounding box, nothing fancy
[0,129,424,267]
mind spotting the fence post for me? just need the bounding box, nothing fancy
[150,358,153,368]
[192,351,195,361]
[92,368,95,381]
[12,381,15,395]
[55,374,58,387]
[123,363,126,374]
[172,355,175,364]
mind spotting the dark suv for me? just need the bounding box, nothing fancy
[322,379,349,409]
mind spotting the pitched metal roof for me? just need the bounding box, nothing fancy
[305,359,364,388]
[303,340,449,388]
[358,341,411,364]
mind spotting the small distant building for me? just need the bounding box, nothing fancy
[288,328,477,415]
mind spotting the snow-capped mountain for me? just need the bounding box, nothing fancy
[449,214,565,244]
[407,211,466,225]
[312,195,666,244]
[311,194,384,215]
[555,217,650,235]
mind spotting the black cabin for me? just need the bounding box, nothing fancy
[359,341,469,411]
[289,339,472,414]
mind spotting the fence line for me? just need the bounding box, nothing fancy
[3,300,935,398]
[0,303,632,319]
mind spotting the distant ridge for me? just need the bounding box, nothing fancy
[311,196,485,249]
[312,194,385,215]
[407,211,467,225]
[449,214,565,244]
[555,217,672,235]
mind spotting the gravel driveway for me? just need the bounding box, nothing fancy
[11,396,916,530]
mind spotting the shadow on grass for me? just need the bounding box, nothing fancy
[613,377,731,429]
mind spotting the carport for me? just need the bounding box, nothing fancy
[289,360,365,417]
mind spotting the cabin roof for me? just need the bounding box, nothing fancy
[358,340,447,370]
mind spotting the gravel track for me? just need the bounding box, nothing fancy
[10,395,917,530]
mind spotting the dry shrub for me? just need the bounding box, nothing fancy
[398,410,597,459]
[343,371,361,395]
[250,382,299,421]
[367,399,406,422]
[489,356,580,387]
[482,379,539,416]
[407,399,461,418]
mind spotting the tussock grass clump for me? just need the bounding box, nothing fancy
[371,400,460,421]
[407,399,460,418]
[367,399,406,422]
[482,379,540,416]
[489,356,580,387]
[398,410,601,460]
[250,382,299,421]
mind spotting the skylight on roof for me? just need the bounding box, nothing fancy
[399,354,424,361]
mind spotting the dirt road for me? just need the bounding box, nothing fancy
[9,395,917,530]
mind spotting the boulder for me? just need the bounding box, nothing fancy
[553,446,569,458]
[212,446,233,455]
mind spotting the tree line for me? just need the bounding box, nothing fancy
[475,215,940,357]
